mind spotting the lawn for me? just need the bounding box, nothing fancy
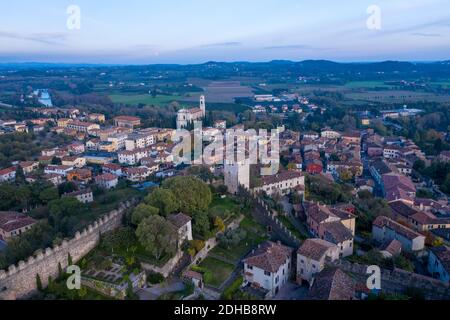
[207,195,241,223]
[210,216,269,263]
[197,256,235,288]
[109,93,184,105]
[277,215,307,240]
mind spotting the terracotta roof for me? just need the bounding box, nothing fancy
[322,221,353,244]
[297,239,336,261]
[0,212,36,232]
[168,213,191,229]
[308,268,355,300]
[0,167,16,175]
[114,116,141,122]
[103,163,122,171]
[183,270,203,281]
[243,241,293,273]
[389,200,418,218]
[260,170,303,186]
[381,239,402,256]
[95,173,117,182]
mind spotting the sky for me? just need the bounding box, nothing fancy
[0,0,449,64]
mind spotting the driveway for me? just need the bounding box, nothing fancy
[137,279,185,300]
[273,282,309,300]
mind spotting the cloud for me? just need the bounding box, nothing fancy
[263,44,334,50]
[197,41,242,48]
[264,44,310,50]
[0,30,68,46]
[411,32,442,37]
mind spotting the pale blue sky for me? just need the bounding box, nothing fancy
[0,0,449,63]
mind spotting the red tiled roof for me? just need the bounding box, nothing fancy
[308,268,355,300]
[243,241,293,273]
[297,239,336,261]
[0,212,36,232]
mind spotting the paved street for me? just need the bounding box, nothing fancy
[273,282,309,300]
[137,279,185,300]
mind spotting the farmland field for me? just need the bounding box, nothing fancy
[109,93,185,105]
[343,81,393,88]
[344,90,450,103]
[182,81,254,103]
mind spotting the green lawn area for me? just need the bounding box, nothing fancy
[109,93,184,105]
[207,195,241,223]
[197,257,235,288]
[210,216,269,263]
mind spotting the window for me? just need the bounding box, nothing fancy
[264,271,271,277]
[247,265,253,270]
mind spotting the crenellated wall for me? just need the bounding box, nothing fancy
[329,259,450,300]
[0,199,137,300]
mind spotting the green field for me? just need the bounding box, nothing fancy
[197,257,235,288]
[109,93,184,105]
[210,216,269,262]
[343,81,393,88]
[430,81,450,89]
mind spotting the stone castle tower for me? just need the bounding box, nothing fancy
[200,95,206,116]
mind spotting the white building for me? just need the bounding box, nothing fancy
[168,213,193,247]
[95,173,119,189]
[44,165,74,177]
[176,95,206,129]
[108,133,128,150]
[125,132,155,151]
[118,149,150,165]
[0,167,16,183]
[321,128,341,139]
[243,241,293,297]
[253,171,305,196]
[296,239,339,285]
[64,189,94,204]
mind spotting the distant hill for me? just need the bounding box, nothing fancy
[1,59,449,78]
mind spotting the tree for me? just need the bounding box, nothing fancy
[15,165,26,183]
[48,197,85,235]
[51,156,62,165]
[144,188,179,216]
[39,187,59,204]
[192,211,211,238]
[131,204,159,225]
[36,274,43,291]
[162,176,212,215]
[214,217,226,233]
[136,215,177,260]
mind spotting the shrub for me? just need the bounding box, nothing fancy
[222,276,243,300]
[147,272,165,285]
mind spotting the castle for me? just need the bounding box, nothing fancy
[176,95,206,129]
